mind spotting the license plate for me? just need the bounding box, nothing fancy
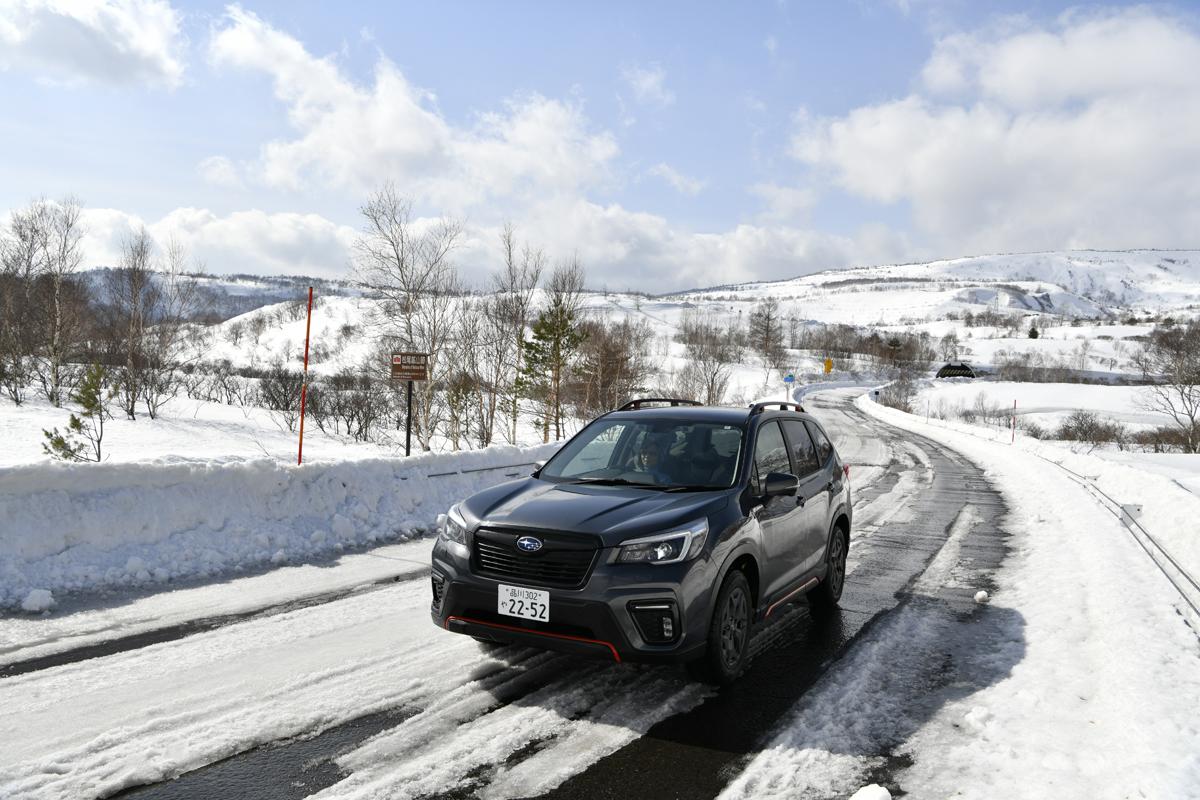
[497,584,549,622]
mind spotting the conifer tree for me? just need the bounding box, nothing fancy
[43,364,110,462]
[518,261,586,441]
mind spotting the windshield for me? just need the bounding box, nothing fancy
[539,418,744,489]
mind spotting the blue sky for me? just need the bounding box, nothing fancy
[2,1,1199,290]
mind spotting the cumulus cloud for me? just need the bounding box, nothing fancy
[196,155,242,188]
[206,6,617,210]
[792,8,1200,254]
[0,0,185,88]
[184,7,914,290]
[751,183,816,222]
[81,207,356,279]
[648,163,705,195]
[620,62,675,107]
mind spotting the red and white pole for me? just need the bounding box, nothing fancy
[297,286,314,465]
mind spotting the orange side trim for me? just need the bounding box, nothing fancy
[765,577,819,618]
[446,615,622,663]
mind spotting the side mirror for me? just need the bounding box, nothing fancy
[531,460,546,477]
[764,471,799,497]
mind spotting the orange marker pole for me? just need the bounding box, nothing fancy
[297,286,314,465]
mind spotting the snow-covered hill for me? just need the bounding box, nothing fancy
[668,249,1200,320]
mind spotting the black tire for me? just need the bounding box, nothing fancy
[810,526,848,613]
[688,569,753,685]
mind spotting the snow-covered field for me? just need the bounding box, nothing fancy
[0,393,401,467]
[916,379,1170,431]
[913,379,1200,556]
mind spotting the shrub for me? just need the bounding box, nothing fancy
[1056,409,1127,449]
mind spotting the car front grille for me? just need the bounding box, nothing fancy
[471,528,599,589]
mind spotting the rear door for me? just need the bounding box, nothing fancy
[749,420,806,601]
[782,419,829,575]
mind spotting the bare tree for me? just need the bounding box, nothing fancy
[572,317,657,418]
[939,330,959,362]
[494,223,544,443]
[352,184,464,450]
[141,238,208,418]
[0,201,50,404]
[674,310,740,405]
[106,230,158,419]
[747,297,787,382]
[1139,321,1200,453]
[39,197,86,406]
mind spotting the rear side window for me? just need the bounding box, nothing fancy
[751,421,790,495]
[782,420,820,477]
[806,421,834,465]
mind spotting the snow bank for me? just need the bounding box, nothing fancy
[853,391,1200,798]
[0,444,558,609]
[883,389,1200,581]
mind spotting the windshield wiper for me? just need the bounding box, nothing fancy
[565,477,656,488]
[661,484,725,492]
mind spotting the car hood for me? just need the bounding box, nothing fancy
[460,478,732,546]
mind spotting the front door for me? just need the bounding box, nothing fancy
[751,420,807,601]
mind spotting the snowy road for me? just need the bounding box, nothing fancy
[4,390,1192,799]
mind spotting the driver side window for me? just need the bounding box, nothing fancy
[751,421,790,495]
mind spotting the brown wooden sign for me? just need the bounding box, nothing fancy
[391,352,429,382]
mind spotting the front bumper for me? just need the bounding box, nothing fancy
[430,537,713,664]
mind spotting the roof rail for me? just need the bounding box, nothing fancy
[617,397,703,411]
[748,400,806,416]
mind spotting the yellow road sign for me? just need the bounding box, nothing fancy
[824,357,833,374]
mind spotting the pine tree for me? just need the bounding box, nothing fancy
[520,306,586,442]
[42,364,110,462]
[518,261,586,442]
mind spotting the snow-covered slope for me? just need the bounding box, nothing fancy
[668,250,1200,320]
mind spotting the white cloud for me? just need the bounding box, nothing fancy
[196,155,242,188]
[0,0,185,88]
[61,199,913,292]
[80,207,356,279]
[206,6,617,210]
[648,163,705,196]
[751,182,816,222]
[764,36,778,57]
[620,62,675,107]
[793,8,1200,254]
[462,199,910,292]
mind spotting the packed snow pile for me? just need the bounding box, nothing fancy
[0,443,558,610]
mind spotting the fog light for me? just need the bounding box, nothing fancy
[628,600,678,644]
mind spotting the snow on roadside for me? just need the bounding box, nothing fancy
[855,392,1200,798]
[0,443,558,610]
[0,539,434,667]
[905,383,1200,586]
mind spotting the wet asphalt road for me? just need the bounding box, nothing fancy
[24,390,1015,800]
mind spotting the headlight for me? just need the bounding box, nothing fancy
[616,519,709,566]
[439,504,470,556]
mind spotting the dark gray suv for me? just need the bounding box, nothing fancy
[430,399,852,684]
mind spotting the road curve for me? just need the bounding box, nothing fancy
[1,390,1014,800]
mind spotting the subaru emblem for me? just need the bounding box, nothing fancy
[516,536,543,553]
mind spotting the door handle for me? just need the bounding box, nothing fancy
[796,495,805,508]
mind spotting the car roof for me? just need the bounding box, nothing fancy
[604,405,814,426]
